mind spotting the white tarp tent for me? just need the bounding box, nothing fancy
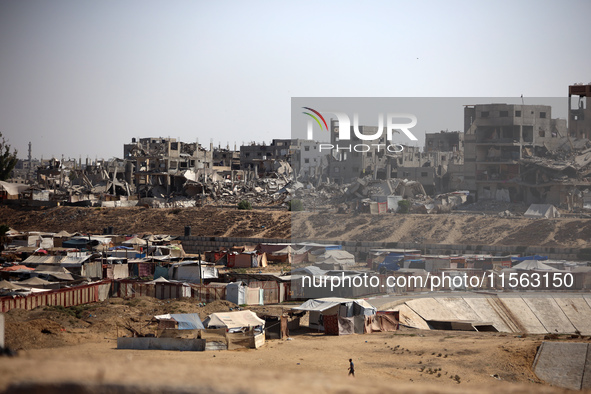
[0,181,30,196]
[203,310,265,331]
[316,250,355,265]
[122,236,148,246]
[524,204,560,218]
[510,260,559,271]
[293,297,376,316]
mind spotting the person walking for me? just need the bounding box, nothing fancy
[348,358,355,377]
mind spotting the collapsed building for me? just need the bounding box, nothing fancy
[9,84,591,211]
[464,101,591,207]
[124,137,214,198]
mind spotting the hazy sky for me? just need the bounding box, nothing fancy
[1,0,589,160]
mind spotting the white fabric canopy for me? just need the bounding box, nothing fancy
[204,310,265,329]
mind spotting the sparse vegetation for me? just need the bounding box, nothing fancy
[397,200,411,213]
[237,200,252,210]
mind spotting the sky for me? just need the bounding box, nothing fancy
[0,0,590,161]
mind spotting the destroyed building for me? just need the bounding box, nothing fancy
[327,118,391,184]
[290,139,329,179]
[425,130,463,153]
[240,139,293,175]
[461,103,591,205]
[212,145,240,171]
[392,138,464,195]
[124,137,213,197]
[569,83,591,139]
[324,117,464,195]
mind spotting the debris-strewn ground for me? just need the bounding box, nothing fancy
[0,205,291,239]
[3,205,591,247]
[0,298,585,393]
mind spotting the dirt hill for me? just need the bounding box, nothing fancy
[1,205,591,248]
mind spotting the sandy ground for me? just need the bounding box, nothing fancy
[0,297,589,393]
[0,329,583,394]
[2,205,591,248]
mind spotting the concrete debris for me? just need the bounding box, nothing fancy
[15,134,591,214]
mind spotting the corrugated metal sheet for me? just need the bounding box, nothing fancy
[0,280,111,312]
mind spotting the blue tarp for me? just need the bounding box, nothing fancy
[379,253,402,271]
[109,246,134,250]
[512,255,548,261]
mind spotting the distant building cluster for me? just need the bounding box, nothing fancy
[4,83,591,210]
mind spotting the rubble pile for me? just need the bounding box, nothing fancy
[287,176,470,214]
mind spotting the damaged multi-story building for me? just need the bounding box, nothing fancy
[569,83,591,139]
[391,131,464,194]
[290,139,329,179]
[212,144,240,171]
[124,137,213,198]
[327,118,393,184]
[326,116,463,194]
[461,102,591,206]
[239,139,294,177]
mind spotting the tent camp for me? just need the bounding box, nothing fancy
[524,204,560,218]
[292,297,376,334]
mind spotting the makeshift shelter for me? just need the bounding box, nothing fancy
[512,255,549,262]
[0,265,35,272]
[153,313,205,330]
[202,311,266,349]
[54,230,74,238]
[292,297,377,334]
[16,277,60,290]
[510,260,559,271]
[227,252,267,268]
[0,181,30,199]
[315,250,355,270]
[203,310,265,332]
[33,265,75,281]
[226,282,263,305]
[0,280,25,290]
[122,236,148,247]
[524,204,560,218]
[168,261,218,283]
[266,245,296,264]
[0,279,52,296]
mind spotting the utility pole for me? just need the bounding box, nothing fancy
[27,142,32,183]
[198,250,203,285]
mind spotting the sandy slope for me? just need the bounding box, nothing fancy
[1,205,591,247]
